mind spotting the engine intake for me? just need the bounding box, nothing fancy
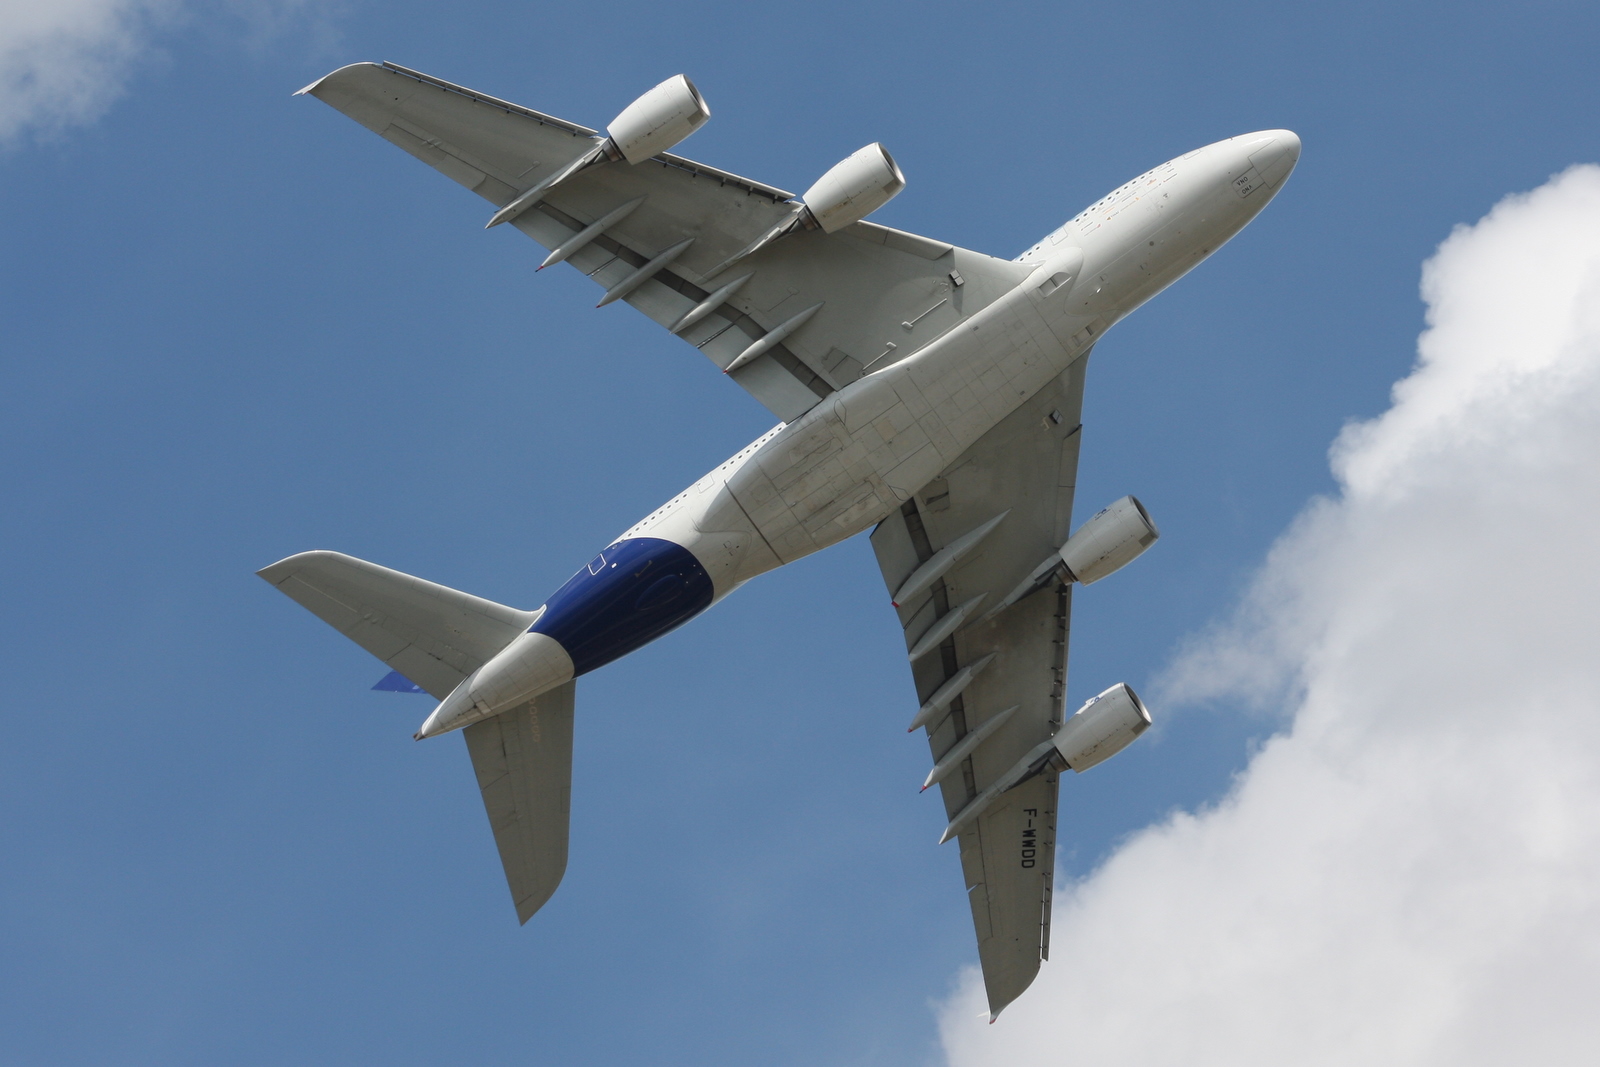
[606,74,711,164]
[802,143,907,232]
[1059,495,1159,584]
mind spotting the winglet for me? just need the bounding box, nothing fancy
[293,71,337,97]
[294,61,359,97]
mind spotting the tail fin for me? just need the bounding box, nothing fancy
[259,550,572,922]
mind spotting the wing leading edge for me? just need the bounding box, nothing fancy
[870,354,1090,1018]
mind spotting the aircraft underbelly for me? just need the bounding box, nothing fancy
[726,278,1099,565]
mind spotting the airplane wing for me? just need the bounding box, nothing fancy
[299,62,1035,422]
[869,353,1090,1019]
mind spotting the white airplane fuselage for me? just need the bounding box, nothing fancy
[418,130,1301,738]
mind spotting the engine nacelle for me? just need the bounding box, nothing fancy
[801,143,907,232]
[938,680,1154,841]
[606,74,711,164]
[1059,495,1159,584]
[1052,682,1151,772]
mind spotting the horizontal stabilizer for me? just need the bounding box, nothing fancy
[464,681,576,923]
[257,550,539,699]
[260,550,574,921]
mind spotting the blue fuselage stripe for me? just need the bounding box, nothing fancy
[530,537,714,675]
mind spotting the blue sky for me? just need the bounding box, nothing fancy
[4,2,1600,1064]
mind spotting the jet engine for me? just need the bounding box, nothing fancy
[606,74,711,163]
[801,143,907,232]
[939,682,1152,841]
[986,495,1160,618]
[1050,682,1151,771]
[486,75,711,229]
[1059,495,1159,584]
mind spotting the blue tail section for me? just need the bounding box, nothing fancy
[372,670,428,694]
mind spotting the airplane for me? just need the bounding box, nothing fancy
[260,61,1299,1019]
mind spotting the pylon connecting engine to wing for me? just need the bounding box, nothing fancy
[939,683,1152,843]
[987,495,1161,619]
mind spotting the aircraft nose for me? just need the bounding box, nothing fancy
[1245,129,1300,189]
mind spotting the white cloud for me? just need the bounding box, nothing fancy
[0,0,321,143]
[0,0,177,141]
[939,166,1600,1065]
